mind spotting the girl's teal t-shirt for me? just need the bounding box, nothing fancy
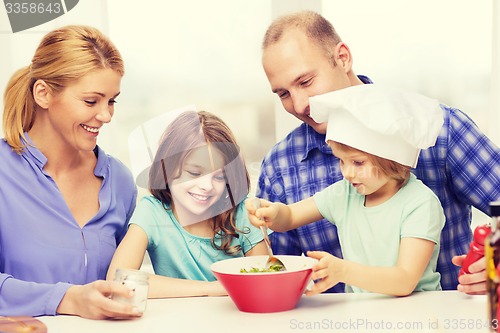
[130,195,264,281]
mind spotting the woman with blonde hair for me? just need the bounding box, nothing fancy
[0,25,139,319]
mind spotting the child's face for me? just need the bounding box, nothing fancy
[170,145,227,220]
[330,143,392,197]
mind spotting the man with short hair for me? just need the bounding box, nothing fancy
[257,10,499,294]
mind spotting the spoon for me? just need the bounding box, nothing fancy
[252,198,286,271]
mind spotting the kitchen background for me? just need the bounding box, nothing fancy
[1,0,498,231]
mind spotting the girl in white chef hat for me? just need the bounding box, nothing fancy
[247,84,446,296]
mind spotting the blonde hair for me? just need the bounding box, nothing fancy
[3,25,124,154]
[330,141,411,187]
[262,10,342,67]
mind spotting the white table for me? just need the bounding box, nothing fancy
[39,291,492,333]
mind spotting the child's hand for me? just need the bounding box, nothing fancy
[245,198,278,228]
[305,251,342,296]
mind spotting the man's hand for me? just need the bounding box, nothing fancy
[453,255,486,295]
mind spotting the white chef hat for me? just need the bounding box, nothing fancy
[309,84,443,167]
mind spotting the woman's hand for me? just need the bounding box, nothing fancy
[56,280,143,319]
[453,255,487,295]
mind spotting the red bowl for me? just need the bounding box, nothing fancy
[211,255,317,313]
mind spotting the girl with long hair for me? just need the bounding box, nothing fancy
[108,111,266,297]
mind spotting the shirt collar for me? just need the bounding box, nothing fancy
[358,75,373,85]
[93,145,108,177]
[22,132,47,169]
[301,124,331,161]
[21,132,108,177]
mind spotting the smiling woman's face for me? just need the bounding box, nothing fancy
[39,68,121,152]
[169,145,227,224]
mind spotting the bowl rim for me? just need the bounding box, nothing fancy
[210,254,317,275]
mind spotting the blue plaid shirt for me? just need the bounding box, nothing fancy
[256,77,500,293]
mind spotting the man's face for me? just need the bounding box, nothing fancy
[262,29,352,134]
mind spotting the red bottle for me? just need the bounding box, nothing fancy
[459,224,491,276]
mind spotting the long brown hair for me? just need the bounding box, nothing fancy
[3,25,124,154]
[149,111,250,255]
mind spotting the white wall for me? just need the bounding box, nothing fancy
[1,0,497,227]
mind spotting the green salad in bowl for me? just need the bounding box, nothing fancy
[239,264,284,273]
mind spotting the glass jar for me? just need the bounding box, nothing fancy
[486,201,500,332]
[112,268,149,313]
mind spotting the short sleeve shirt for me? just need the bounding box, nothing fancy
[130,195,263,281]
[313,174,445,293]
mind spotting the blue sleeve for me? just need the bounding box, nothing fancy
[0,274,71,316]
[112,156,138,244]
[129,196,164,249]
[125,184,138,224]
[447,108,500,214]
